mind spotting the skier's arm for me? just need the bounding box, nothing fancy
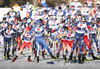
[31,4,36,11]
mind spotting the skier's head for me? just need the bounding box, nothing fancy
[71,5,75,10]
[78,14,82,21]
[26,12,30,18]
[27,0,30,5]
[49,15,53,20]
[8,24,12,30]
[97,1,100,7]
[19,20,23,25]
[23,17,27,23]
[51,7,54,10]
[14,19,18,24]
[81,16,86,23]
[3,17,6,23]
[7,13,10,18]
[58,7,62,12]
[44,10,48,14]
[66,5,69,10]
[26,26,30,33]
[11,7,14,12]
[36,19,42,27]
[84,2,87,7]
[91,18,95,24]
[62,1,66,6]
[64,26,68,31]
[67,19,71,24]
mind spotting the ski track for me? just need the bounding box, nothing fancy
[0,46,100,69]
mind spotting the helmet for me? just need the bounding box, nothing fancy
[64,26,68,30]
[58,7,62,10]
[8,24,12,27]
[67,19,71,22]
[3,17,6,21]
[51,7,54,9]
[91,19,95,23]
[81,17,86,21]
[14,19,18,22]
[36,19,42,25]
[23,17,27,21]
[71,5,75,8]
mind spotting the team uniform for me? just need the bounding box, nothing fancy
[48,7,58,16]
[8,11,17,21]
[88,20,99,53]
[69,19,89,63]
[81,7,90,20]
[30,19,56,63]
[22,3,36,17]
[71,1,82,11]
[1,26,16,59]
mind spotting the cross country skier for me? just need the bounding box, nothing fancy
[71,0,82,11]
[56,23,64,59]
[1,24,16,59]
[68,17,90,63]
[12,19,19,56]
[88,18,100,56]
[12,26,33,62]
[30,19,56,63]
[21,0,36,17]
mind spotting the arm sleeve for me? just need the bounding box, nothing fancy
[31,4,36,11]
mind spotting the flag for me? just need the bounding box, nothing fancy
[41,0,48,8]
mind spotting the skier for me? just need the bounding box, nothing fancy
[30,19,56,63]
[1,24,16,59]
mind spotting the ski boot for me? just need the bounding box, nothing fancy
[78,54,84,64]
[91,53,98,60]
[28,56,33,62]
[4,52,6,58]
[42,51,45,59]
[36,56,39,63]
[81,54,85,63]
[73,57,78,63]
[12,55,18,62]
[7,52,10,59]
[63,55,67,63]
[68,53,73,63]
[12,49,14,56]
[56,52,59,58]
[50,53,56,59]
[34,50,37,59]
[78,54,82,64]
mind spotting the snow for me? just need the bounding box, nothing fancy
[0,46,100,69]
